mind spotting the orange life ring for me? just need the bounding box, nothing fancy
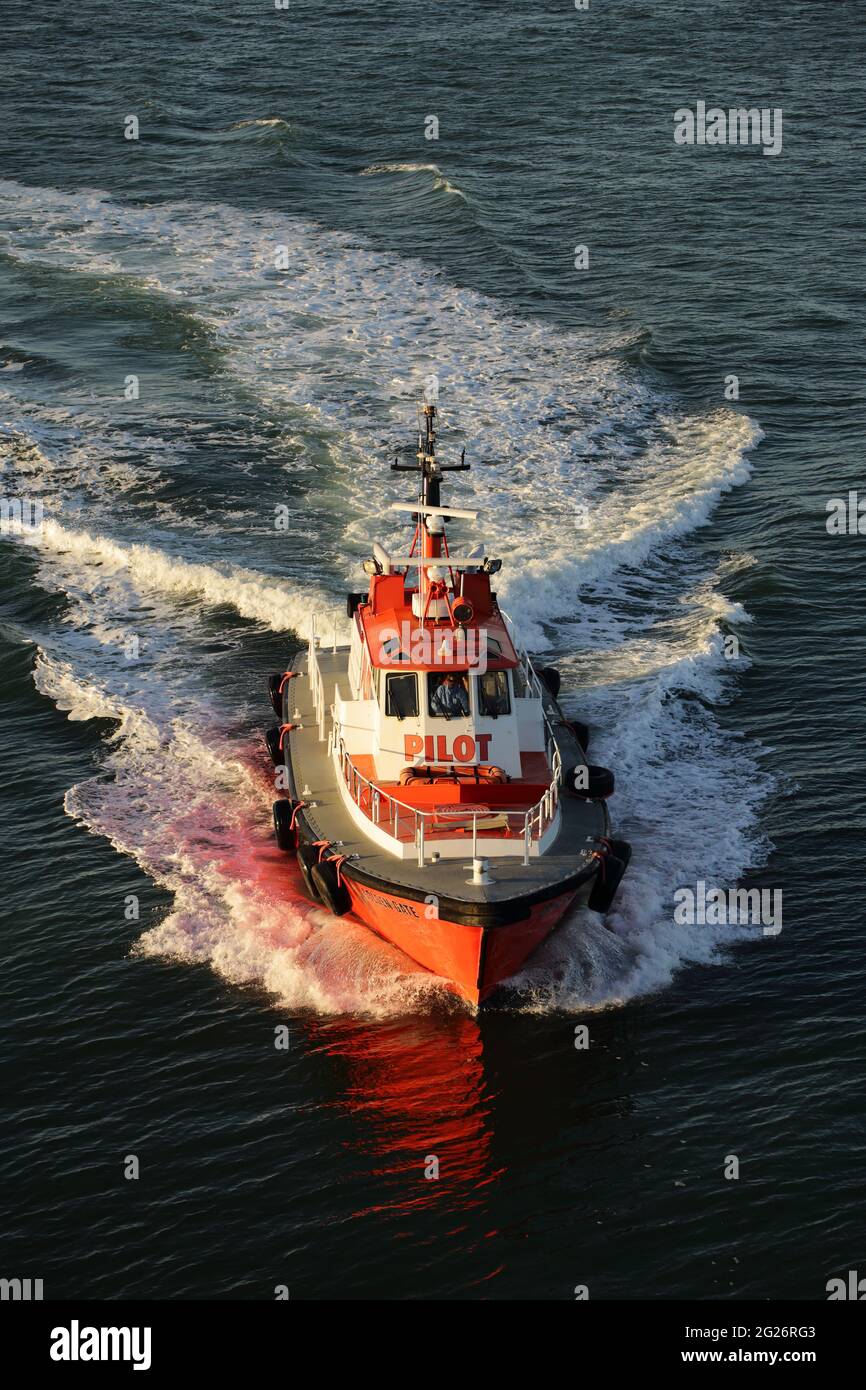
[399,763,509,785]
[480,765,508,784]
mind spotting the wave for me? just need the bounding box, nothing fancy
[499,542,771,1012]
[360,161,442,174]
[13,517,345,640]
[0,423,57,475]
[34,651,456,1017]
[359,161,468,198]
[228,118,292,131]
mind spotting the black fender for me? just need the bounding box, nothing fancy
[265,725,284,766]
[565,764,614,799]
[539,665,561,699]
[605,838,632,870]
[565,719,590,752]
[273,799,298,852]
[296,842,322,903]
[311,858,351,917]
[267,673,284,717]
[588,840,631,914]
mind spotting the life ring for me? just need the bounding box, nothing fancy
[399,764,509,785]
[399,765,429,785]
[479,765,508,784]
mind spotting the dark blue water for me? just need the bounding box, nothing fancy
[1,0,864,1299]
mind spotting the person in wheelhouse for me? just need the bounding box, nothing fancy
[429,671,470,718]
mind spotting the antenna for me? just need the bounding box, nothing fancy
[390,403,470,479]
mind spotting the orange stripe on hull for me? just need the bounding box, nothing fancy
[343,877,582,1006]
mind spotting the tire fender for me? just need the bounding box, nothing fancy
[265,725,283,766]
[539,665,561,699]
[296,842,323,903]
[566,764,615,799]
[311,858,351,917]
[273,800,298,852]
[588,840,631,915]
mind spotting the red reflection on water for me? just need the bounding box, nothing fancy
[226,760,507,1242]
[304,1013,505,1220]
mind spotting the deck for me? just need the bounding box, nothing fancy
[282,645,609,907]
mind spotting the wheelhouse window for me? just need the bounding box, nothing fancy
[428,672,471,719]
[384,672,418,719]
[512,664,529,698]
[477,669,511,717]
[380,634,408,661]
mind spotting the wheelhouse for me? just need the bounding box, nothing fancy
[319,406,562,861]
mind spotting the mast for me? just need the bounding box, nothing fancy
[391,402,470,611]
[419,406,441,601]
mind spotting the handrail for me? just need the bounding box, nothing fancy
[307,616,326,740]
[499,607,545,700]
[334,731,561,867]
[317,605,564,861]
[500,606,565,782]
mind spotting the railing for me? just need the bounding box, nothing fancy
[501,606,567,771]
[500,607,545,700]
[320,604,565,863]
[335,734,562,868]
[307,617,326,741]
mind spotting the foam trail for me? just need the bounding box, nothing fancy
[36,652,455,1017]
[491,410,762,647]
[505,564,771,1011]
[0,179,773,1014]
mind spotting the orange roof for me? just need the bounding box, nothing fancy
[359,602,519,671]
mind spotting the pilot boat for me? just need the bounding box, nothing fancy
[266,404,630,1006]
